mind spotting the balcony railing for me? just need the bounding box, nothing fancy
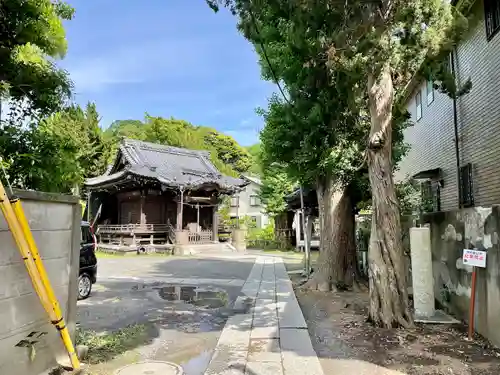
[97,224,169,234]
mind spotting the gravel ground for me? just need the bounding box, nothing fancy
[295,289,500,375]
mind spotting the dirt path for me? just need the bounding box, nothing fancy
[295,290,500,375]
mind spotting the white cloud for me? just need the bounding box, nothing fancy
[61,37,216,93]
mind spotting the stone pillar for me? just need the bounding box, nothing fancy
[212,206,219,243]
[175,230,189,245]
[410,227,435,318]
[232,229,246,252]
[295,211,301,251]
[173,230,189,255]
[305,215,313,249]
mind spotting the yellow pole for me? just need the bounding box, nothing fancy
[12,199,80,369]
[0,183,80,370]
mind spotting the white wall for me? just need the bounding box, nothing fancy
[229,181,269,228]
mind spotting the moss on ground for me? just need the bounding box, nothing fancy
[76,324,148,364]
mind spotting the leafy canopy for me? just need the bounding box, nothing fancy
[209,0,410,208]
[0,103,109,193]
[0,0,74,117]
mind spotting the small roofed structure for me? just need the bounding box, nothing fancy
[85,138,248,253]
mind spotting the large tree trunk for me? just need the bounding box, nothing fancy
[366,65,413,328]
[303,175,357,291]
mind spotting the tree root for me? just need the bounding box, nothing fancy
[300,277,335,292]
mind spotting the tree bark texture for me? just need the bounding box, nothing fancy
[366,65,413,328]
[303,175,357,291]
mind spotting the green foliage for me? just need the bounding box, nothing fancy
[209,0,412,214]
[259,163,294,217]
[0,103,109,193]
[395,179,422,216]
[217,196,232,228]
[103,116,252,177]
[204,130,252,173]
[247,222,275,242]
[247,222,291,250]
[0,0,74,117]
[245,143,262,175]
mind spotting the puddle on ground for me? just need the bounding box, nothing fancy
[153,285,229,309]
[181,350,213,375]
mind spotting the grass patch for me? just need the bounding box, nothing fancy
[76,324,149,363]
[262,249,300,255]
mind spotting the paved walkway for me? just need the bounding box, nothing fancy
[204,255,324,375]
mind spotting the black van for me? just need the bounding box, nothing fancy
[79,221,97,300]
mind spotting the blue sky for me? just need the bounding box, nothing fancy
[58,1,276,146]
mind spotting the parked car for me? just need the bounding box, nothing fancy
[79,221,97,300]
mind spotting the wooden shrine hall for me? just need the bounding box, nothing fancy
[84,138,248,252]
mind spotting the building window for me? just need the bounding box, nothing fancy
[459,163,474,207]
[485,0,500,40]
[230,197,238,207]
[250,216,258,227]
[416,91,422,121]
[421,180,441,213]
[426,80,434,105]
[250,195,260,206]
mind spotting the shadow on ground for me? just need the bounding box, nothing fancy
[76,256,255,375]
[295,288,500,375]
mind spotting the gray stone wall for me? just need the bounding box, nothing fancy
[0,190,81,374]
[421,206,500,346]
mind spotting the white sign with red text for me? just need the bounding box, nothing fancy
[462,249,487,268]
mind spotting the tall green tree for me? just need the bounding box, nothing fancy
[0,0,74,118]
[208,0,466,326]
[0,103,109,193]
[307,0,467,327]
[259,162,294,218]
[245,143,262,175]
[209,0,408,292]
[204,130,252,173]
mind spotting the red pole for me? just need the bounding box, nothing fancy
[468,266,477,340]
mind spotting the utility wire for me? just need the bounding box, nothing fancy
[247,3,292,106]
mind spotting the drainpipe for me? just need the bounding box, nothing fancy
[450,49,461,208]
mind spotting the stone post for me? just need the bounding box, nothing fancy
[295,211,301,251]
[232,229,246,252]
[410,227,435,318]
[175,230,189,245]
[212,206,219,243]
[174,230,189,255]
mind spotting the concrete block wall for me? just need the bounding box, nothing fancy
[421,205,500,347]
[0,190,81,375]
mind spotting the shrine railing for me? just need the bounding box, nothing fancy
[188,230,213,244]
[97,224,169,234]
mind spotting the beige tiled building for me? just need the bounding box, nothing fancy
[396,0,500,211]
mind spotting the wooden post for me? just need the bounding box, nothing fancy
[468,266,477,339]
[140,193,146,225]
[177,188,184,230]
[236,194,240,229]
[196,203,200,232]
[86,192,91,222]
[300,186,310,277]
